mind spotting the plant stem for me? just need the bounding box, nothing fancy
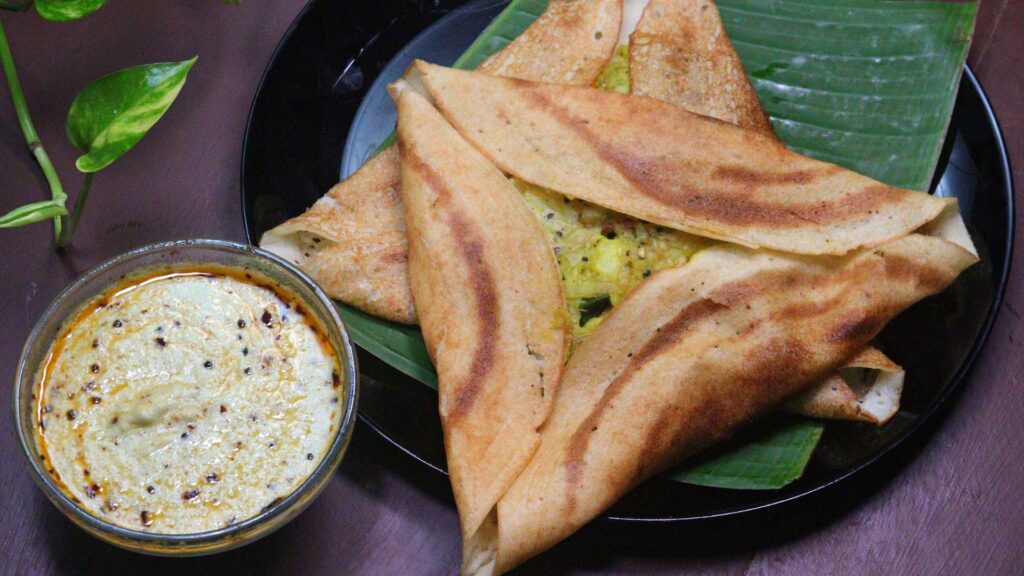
[57,173,92,247]
[0,15,67,240]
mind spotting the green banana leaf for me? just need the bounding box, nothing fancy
[669,416,825,489]
[338,0,977,490]
[0,199,67,228]
[718,0,977,192]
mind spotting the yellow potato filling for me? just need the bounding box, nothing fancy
[516,181,707,344]
[595,44,631,93]
[513,46,707,345]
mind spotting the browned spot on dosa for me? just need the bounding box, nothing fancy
[883,254,955,291]
[383,250,409,265]
[635,405,683,482]
[524,88,905,228]
[828,313,889,345]
[633,337,809,482]
[446,209,501,421]
[400,144,500,421]
[558,248,923,510]
[713,165,842,186]
[563,299,725,512]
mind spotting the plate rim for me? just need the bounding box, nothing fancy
[240,0,1016,523]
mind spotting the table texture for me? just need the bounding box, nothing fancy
[0,1,1020,574]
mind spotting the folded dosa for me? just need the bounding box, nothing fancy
[477,0,622,85]
[464,234,977,575]
[626,0,903,422]
[630,0,774,135]
[785,346,904,424]
[392,80,569,544]
[626,0,976,259]
[410,60,949,256]
[266,0,917,424]
[260,146,414,322]
[259,0,621,323]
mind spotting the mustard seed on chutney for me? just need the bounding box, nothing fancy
[33,265,344,534]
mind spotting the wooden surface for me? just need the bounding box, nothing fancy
[0,1,1020,574]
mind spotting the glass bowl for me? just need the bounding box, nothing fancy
[13,239,359,556]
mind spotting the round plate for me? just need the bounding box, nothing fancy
[241,0,1014,522]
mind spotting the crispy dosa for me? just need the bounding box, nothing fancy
[265,0,913,425]
[259,0,621,323]
[464,234,977,575]
[410,60,949,255]
[392,80,569,545]
[630,0,774,135]
[260,146,414,322]
[785,346,904,424]
[625,0,903,423]
[477,0,622,85]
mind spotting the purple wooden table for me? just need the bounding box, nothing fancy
[1,2,1020,574]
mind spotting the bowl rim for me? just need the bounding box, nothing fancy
[12,238,360,550]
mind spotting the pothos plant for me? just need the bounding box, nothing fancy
[0,0,235,246]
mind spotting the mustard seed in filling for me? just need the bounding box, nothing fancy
[34,266,343,534]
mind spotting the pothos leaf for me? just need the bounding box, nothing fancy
[0,199,67,228]
[66,57,197,173]
[35,0,109,21]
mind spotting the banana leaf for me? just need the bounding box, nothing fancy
[338,0,977,490]
[718,0,977,191]
[669,416,825,490]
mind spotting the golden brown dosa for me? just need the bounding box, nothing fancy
[410,60,950,256]
[259,146,414,322]
[785,346,904,424]
[464,234,977,575]
[629,0,774,135]
[392,79,569,545]
[625,0,901,421]
[477,0,622,85]
[259,0,621,323]
[264,0,917,424]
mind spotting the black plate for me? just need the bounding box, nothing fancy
[241,0,1014,522]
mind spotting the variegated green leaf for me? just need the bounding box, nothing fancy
[66,57,196,173]
[35,0,109,21]
[0,199,67,228]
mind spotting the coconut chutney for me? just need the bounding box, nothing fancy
[34,266,343,534]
